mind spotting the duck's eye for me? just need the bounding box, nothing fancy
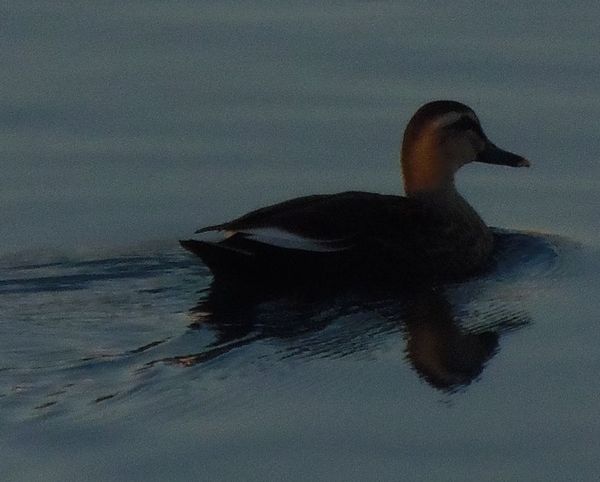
[447,116,484,138]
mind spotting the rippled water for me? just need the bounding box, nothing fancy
[4,231,600,479]
[3,1,600,480]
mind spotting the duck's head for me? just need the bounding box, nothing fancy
[401,100,529,196]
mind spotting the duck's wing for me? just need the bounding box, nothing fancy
[180,191,425,279]
[194,191,419,250]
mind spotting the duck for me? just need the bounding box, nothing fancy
[180,100,529,284]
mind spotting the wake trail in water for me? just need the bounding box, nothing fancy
[0,230,592,418]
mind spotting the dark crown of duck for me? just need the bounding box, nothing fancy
[401,101,529,196]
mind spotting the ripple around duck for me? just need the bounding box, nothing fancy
[490,228,560,276]
[0,229,590,418]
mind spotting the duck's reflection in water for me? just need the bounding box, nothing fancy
[401,289,527,390]
[162,277,529,393]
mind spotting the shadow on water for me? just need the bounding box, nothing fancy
[156,230,555,393]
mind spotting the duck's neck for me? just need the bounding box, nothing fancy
[401,137,456,197]
[409,185,490,233]
[406,183,463,207]
[403,169,455,198]
[408,184,495,274]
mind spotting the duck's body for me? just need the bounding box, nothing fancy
[181,190,493,282]
[181,101,528,284]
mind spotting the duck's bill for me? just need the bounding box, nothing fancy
[475,143,530,167]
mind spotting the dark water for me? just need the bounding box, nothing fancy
[3,1,600,480]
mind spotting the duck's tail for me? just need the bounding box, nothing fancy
[179,239,256,275]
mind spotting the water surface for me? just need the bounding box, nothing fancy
[3,1,600,480]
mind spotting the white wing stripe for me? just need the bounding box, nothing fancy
[194,227,350,252]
